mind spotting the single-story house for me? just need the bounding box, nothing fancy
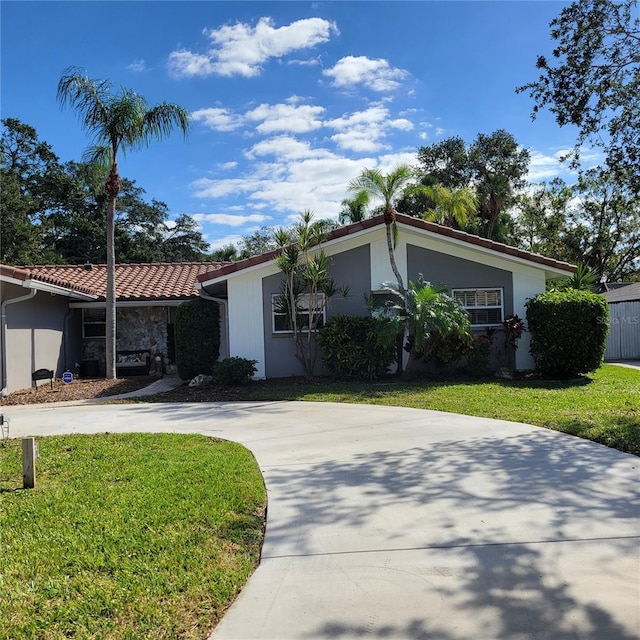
[0,262,223,395]
[599,282,640,360]
[196,214,577,379]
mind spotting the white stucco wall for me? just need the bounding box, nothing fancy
[511,268,546,370]
[227,270,269,379]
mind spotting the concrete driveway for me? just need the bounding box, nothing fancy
[6,401,640,640]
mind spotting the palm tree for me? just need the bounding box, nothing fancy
[58,67,189,378]
[378,276,472,378]
[348,165,414,290]
[421,185,478,228]
[338,189,370,225]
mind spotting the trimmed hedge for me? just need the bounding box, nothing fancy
[317,315,397,380]
[175,299,220,380]
[525,290,609,378]
[212,357,257,385]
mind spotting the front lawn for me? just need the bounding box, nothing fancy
[152,365,640,456]
[0,433,266,640]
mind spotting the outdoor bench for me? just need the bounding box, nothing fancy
[31,368,54,390]
[116,350,150,377]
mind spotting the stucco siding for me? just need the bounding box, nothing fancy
[407,244,514,313]
[2,291,71,393]
[511,268,545,370]
[228,271,267,379]
[262,245,372,378]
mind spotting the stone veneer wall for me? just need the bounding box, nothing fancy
[82,306,177,375]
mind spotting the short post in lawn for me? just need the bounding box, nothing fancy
[22,437,37,489]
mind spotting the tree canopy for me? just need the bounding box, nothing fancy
[1,118,209,265]
[517,0,639,193]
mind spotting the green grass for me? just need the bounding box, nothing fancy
[154,364,640,456]
[0,433,266,640]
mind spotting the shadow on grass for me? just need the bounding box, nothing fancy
[552,414,640,454]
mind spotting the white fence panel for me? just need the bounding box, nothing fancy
[605,301,640,360]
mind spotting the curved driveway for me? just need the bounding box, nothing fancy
[7,401,640,640]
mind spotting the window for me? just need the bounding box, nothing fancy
[82,308,106,338]
[272,293,326,333]
[453,288,503,326]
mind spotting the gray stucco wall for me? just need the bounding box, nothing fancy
[262,244,371,378]
[407,244,515,369]
[407,244,514,315]
[1,287,76,393]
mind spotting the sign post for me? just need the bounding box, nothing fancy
[22,437,37,489]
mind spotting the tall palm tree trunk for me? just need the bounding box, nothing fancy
[105,164,120,379]
[385,222,404,291]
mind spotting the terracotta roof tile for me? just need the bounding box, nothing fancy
[8,262,225,301]
[197,214,577,284]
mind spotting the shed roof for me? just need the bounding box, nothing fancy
[601,282,640,303]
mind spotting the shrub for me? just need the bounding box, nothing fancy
[212,357,257,385]
[420,330,474,371]
[317,315,396,379]
[175,299,220,380]
[466,335,493,377]
[525,290,609,378]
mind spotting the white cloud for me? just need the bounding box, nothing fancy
[326,105,396,152]
[191,107,244,132]
[192,213,272,226]
[527,151,564,182]
[219,161,238,170]
[208,234,244,250]
[127,59,148,73]
[192,177,259,198]
[169,17,337,78]
[323,56,408,92]
[330,130,386,153]
[246,136,335,160]
[246,103,325,134]
[388,118,414,131]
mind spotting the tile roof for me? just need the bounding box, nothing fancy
[4,262,225,301]
[197,214,577,284]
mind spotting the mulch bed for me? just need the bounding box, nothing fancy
[1,377,156,406]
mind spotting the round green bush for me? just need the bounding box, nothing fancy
[212,357,257,385]
[317,315,396,380]
[175,298,220,380]
[525,290,609,378]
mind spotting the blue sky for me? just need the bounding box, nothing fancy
[1,1,590,250]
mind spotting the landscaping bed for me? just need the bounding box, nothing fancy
[0,376,154,405]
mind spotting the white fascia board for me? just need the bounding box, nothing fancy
[199,226,381,288]
[199,260,281,288]
[0,275,28,287]
[69,299,189,309]
[400,225,574,279]
[24,279,97,300]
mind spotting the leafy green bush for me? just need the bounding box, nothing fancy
[318,315,396,379]
[175,299,220,379]
[525,290,609,378]
[466,335,493,377]
[420,330,474,369]
[212,357,257,385]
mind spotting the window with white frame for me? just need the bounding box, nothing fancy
[452,288,503,326]
[82,308,106,338]
[272,293,326,333]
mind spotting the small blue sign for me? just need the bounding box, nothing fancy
[62,371,73,384]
